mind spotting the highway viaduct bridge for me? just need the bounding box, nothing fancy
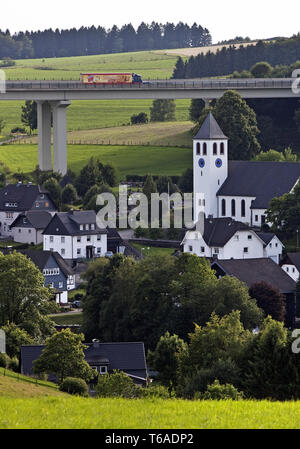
[0,78,299,175]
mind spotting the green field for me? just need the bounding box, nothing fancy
[1,395,300,429]
[0,144,192,177]
[3,51,184,81]
[131,243,176,257]
[50,313,83,326]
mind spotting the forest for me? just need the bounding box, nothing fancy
[0,22,211,59]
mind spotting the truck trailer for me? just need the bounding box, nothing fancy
[80,72,143,84]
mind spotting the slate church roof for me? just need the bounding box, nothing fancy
[217,161,300,209]
[193,112,228,140]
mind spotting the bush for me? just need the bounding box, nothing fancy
[9,357,19,373]
[96,370,138,398]
[11,127,26,134]
[131,112,148,125]
[195,379,244,400]
[0,353,10,368]
[138,384,171,399]
[59,377,88,396]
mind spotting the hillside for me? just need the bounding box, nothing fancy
[0,368,65,398]
[0,143,192,177]
[1,396,300,428]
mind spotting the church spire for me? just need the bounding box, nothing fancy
[194,112,228,140]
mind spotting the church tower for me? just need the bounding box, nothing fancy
[193,112,228,222]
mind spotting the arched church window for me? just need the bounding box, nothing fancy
[231,199,236,217]
[213,143,217,155]
[196,142,200,155]
[241,199,246,217]
[220,142,225,154]
[203,143,207,155]
[221,199,226,216]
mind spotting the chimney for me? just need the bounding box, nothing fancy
[92,339,100,348]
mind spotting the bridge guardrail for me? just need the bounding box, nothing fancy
[4,78,294,91]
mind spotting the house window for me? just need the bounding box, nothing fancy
[28,229,31,234]
[61,249,65,255]
[241,200,246,217]
[293,268,295,273]
[87,236,91,242]
[99,366,107,374]
[35,202,40,208]
[77,249,81,255]
[97,235,101,241]
[255,215,258,222]
[188,245,193,252]
[50,236,54,242]
[261,215,266,224]
[201,247,205,253]
[231,199,236,217]
[97,248,101,254]
[61,237,65,243]
[269,243,272,248]
[234,235,239,241]
[85,224,89,230]
[214,248,219,254]
[91,224,95,230]
[203,143,207,155]
[213,142,217,155]
[248,235,252,240]
[18,229,21,233]
[77,237,81,243]
[6,213,13,219]
[286,267,289,272]
[80,225,83,231]
[221,199,226,216]
[196,142,200,155]
[275,243,278,247]
[220,142,225,155]
[59,282,63,289]
[244,247,248,253]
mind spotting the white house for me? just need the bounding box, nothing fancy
[182,217,283,263]
[193,112,300,227]
[43,210,108,260]
[0,183,57,238]
[10,211,52,245]
[280,253,300,282]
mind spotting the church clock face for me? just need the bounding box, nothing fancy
[215,158,222,168]
[198,158,205,168]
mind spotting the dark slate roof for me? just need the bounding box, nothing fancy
[202,217,250,247]
[211,258,296,293]
[255,232,276,246]
[0,183,54,212]
[194,112,228,140]
[43,211,108,236]
[22,250,74,276]
[10,211,52,230]
[217,161,300,209]
[281,252,300,272]
[21,342,147,379]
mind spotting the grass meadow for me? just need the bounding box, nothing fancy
[0,143,192,177]
[1,395,300,429]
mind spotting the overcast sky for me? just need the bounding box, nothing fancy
[1,0,300,43]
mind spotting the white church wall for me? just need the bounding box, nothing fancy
[217,196,255,224]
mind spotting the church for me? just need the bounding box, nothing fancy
[182,112,300,262]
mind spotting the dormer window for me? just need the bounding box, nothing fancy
[85,224,89,230]
[91,224,95,230]
[80,225,83,231]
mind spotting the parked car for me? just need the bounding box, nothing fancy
[72,300,81,308]
[105,251,114,258]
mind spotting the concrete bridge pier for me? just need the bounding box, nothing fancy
[37,101,52,171]
[52,100,71,176]
[37,100,70,176]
